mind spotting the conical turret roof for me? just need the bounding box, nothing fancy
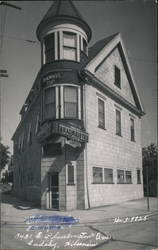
[36,0,92,41]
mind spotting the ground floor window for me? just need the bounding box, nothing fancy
[104,168,113,183]
[93,167,103,183]
[117,170,125,184]
[67,164,75,185]
[117,170,132,184]
[137,169,141,184]
[125,171,132,184]
[43,143,62,157]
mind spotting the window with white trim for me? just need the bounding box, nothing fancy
[93,167,103,183]
[63,32,77,61]
[44,33,55,63]
[130,118,135,141]
[114,65,121,88]
[44,87,56,120]
[64,86,78,118]
[43,85,80,120]
[117,170,132,184]
[116,109,121,136]
[67,164,75,185]
[83,38,88,55]
[125,171,132,184]
[104,168,113,183]
[117,170,124,184]
[137,169,141,184]
[98,98,105,129]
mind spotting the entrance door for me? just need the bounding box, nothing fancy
[49,172,59,209]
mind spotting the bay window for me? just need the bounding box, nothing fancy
[44,87,56,119]
[64,86,78,118]
[63,32,77,61]
[43,85,80,120]
[44,33,55,63]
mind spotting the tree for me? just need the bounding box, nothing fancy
[142,143,158,197]
[0,143,10,172]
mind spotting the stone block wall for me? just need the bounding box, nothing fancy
[85,84,143,207]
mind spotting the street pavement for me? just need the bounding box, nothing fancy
[1,189,158,250]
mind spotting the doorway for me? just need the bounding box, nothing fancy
[49,172,59,209]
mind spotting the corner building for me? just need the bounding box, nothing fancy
[12,0,145,210]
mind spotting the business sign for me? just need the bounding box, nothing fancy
[42,72,62,86]
[52,122,88,143]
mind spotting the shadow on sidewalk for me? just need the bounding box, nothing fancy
[1,192,40,210]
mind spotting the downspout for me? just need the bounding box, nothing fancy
[83,83,90,209]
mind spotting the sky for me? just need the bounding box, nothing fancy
[0,0,157,154]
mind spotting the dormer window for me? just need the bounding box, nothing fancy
[63,32,77,61]
[44,33,55,63]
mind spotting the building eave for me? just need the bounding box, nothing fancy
[81,69,145,117]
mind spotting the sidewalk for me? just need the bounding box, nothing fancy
[1,192,158,225]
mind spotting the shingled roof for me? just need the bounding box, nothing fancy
[87,33,119,64]
[37,0,92,41]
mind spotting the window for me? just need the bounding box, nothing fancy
[116,109,121,136]
[83,38,87,55]
[43,143,62,157]
[64,86,78,118]
[21,132,25,152]
[44,87,56,120]
[35,113,40,135]
[125,171,132,184]
[114,65,121,88]
[63,32,77,61]
[44,33,55,63]
[130,118,135,141]
[137,169,141,184]
[28,124,32,145]
[93,167,103,183]
[104,168,113,183]
[98,98,105,129]
[67,164,75,185]
[117,170,124,184]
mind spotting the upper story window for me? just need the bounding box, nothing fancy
[44,87,56,120]
[44,33,55,63]
[63,32,77,61]
[83,38,88,55]
[43,85,80,121]
[116,109,121,136]
[130,118,135,141]
[114,65,121,88]
[98,98,105,129]
[64,86,78,118]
